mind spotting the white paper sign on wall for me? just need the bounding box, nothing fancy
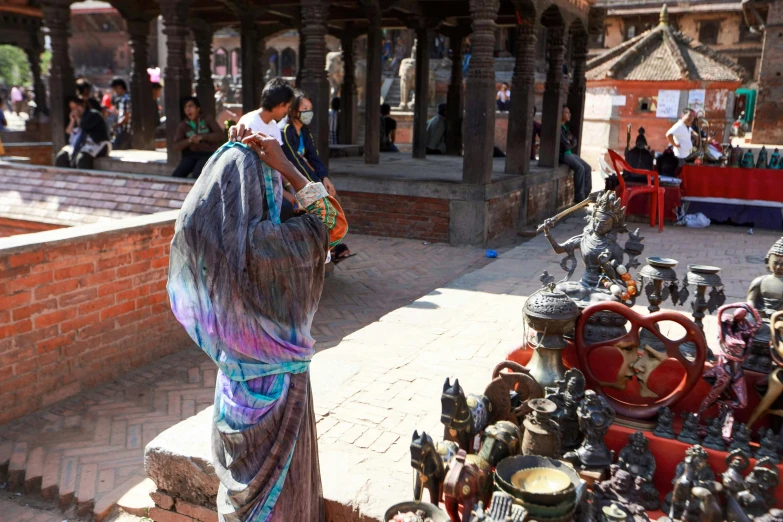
[656,90,681,118]
[612,95,627,106]
[687,89,706,114]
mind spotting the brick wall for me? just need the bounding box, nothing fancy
[0,218,64,239]
[752,1,783,144]
[1,143,53,166]
[0,211,194,423]
[339,191,450,243]
[487,189,522,240]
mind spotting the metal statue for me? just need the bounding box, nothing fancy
[698,303,763,435]
[745,237,783,373]
[728,422,753,458]
[545,368,586,450]
[520,398,561,459]
[755,428,781,464]
[664,445,716,519]
[750,310,783,427]
[483,361,543,428]
[593,465,650,522]
[736,458,780,518]
[679,264,726,360]
[769,148,781,169]
[722,448,751,498]
[757,146,769,169]
[653,407,676,439]
[617,431,659,510]
[741,149,755,168]
[564,390,616,469]
[702,417,726,451]
[677,413,701,445]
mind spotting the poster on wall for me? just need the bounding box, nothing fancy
[687,89,706,114]
[656,90,681,118]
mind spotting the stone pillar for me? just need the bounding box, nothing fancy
[445,33,463,156]
[538,26,566,169]
[193,21,215,119]
[339,32,357,144]
[255,30,267,104]
[363,0,382,164]
[567,32,588,156]
[752,1,783,144]
[505,22,537,175]
[462,0,499,184]
[41,0,75,156]
[127,19,156,150]
[160,0,191,166]
[24,41,48,118]
[300,0,330,167]
[412,28,432,158]
[240,18,258,114]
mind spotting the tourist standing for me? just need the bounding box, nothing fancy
[171,96,224,178]
[76,78,102,111]
[109,77,132,150]
[167,132,346,522]
[531,106,541,161]
[328,97,340,145]
[380,103,398,152]
[54,96,111,169]
[426,103,447,155]
[10,85,23,116]
[560,105,592,203]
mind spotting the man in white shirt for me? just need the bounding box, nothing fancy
[666,108,697,166]
[231,78,296,215]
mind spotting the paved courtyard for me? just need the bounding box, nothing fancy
[0,216,780,521]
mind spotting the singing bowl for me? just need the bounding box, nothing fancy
[495,456,581,507]
[384,501,451,522]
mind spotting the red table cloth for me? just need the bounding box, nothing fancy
[681,165,783,202]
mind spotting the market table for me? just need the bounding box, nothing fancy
[680,165,783,229]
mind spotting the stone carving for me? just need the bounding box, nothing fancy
[653,407,676,439]
[441,378,490,452]
[745,237,783,373]
[545,368,586,450]
[698,303,762,435]
[564,390,615,469]
[617,431,659,510]
[325,51,366,106]
[397,43,452,111]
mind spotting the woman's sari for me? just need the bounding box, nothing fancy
[167,143,346,521]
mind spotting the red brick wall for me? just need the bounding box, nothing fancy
[1,143,53,166]
[487,189,521,240]
[339,191,450,243]
[0,213,193,423]
[0,218,64,239]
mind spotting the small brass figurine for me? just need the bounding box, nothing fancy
[593,465,650,522]
[545,368,586,450]
[665,445,716,519]
[653,407,676,439]
[617,431,659,510]
[745,237,783,374]
[722,448,751,498]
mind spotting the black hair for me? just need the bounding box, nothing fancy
[180,96,201,120]
[110,77,128,91]
[151,82,162,91]
[562,104,569,110]
[66,95,86,106]
[501,82,509,87]
[635,127,648,148]
[75,78,92,95]
[287,89,310,122]
[682,108,693,116]
[381,103,391,116]
[437,103,447,116]
[331,97,341,111]
[260,77,294,111]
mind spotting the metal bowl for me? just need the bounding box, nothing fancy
[511,467,571,494]
[384,501,451,522]
[646,256,678,268]
[495,456,581,507]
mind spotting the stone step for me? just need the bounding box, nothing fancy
[23,446,45,494]
[0,441,13,484]
[7,441,28,491]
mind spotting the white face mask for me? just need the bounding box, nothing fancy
[299,110,314,126]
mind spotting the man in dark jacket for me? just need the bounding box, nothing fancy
[55,96,111,169]
[560,105,592,203]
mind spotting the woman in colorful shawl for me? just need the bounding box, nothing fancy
[167,131,347,521]
[171,96,225,179]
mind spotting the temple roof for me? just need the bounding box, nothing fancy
[586,5,746,82]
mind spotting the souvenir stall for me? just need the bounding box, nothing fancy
[384,191,783,522]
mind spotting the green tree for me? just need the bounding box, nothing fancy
[0,45,32,87]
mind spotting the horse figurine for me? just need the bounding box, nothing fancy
[441,378,491,452]
[410,430,457,504]
[443,449,492,522]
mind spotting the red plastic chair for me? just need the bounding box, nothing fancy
[607,149,666,232]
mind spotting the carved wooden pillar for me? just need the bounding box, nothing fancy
[24,40,48,118]
[127,19,156,150]
[192,21,215,119]
[363,0,382,164]
[462,0,499,184]
[538,26,566,168]
[41,0,74,156]
[160,0,191,166]
[255,29,268,104]
[300,0,330,167]
[412,28,432,158]
[445,33,463,156]
[567,32,588,156]
[505,22,537,174]
[240,18,258,113]
[339,31,357,144]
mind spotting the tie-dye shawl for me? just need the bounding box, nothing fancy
[167,143,329,521]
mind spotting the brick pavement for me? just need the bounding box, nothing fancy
[0,234,489,521]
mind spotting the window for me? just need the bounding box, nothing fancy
[626,25,637,40]
[698,20,720,45]
[740,22,763,42]
[738,56,758,79]
[638,97,652,112]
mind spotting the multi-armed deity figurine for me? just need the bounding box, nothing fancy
[745,237,783,372]
[541,191,644,341]
[698,303,762,435]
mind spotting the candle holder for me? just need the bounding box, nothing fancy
[678,264,726,360]
[638,257,681,353]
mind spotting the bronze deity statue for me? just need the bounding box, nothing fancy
[735,457,780,518]
[541,191,644,341]
[564,390,616,469]
[592,464,650,522]
[653,406,676,439]
[617,431,659,510]
[663,445,716,517]
[749,310,783,427]
[745,237,783,373]
[544,367,586,451]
